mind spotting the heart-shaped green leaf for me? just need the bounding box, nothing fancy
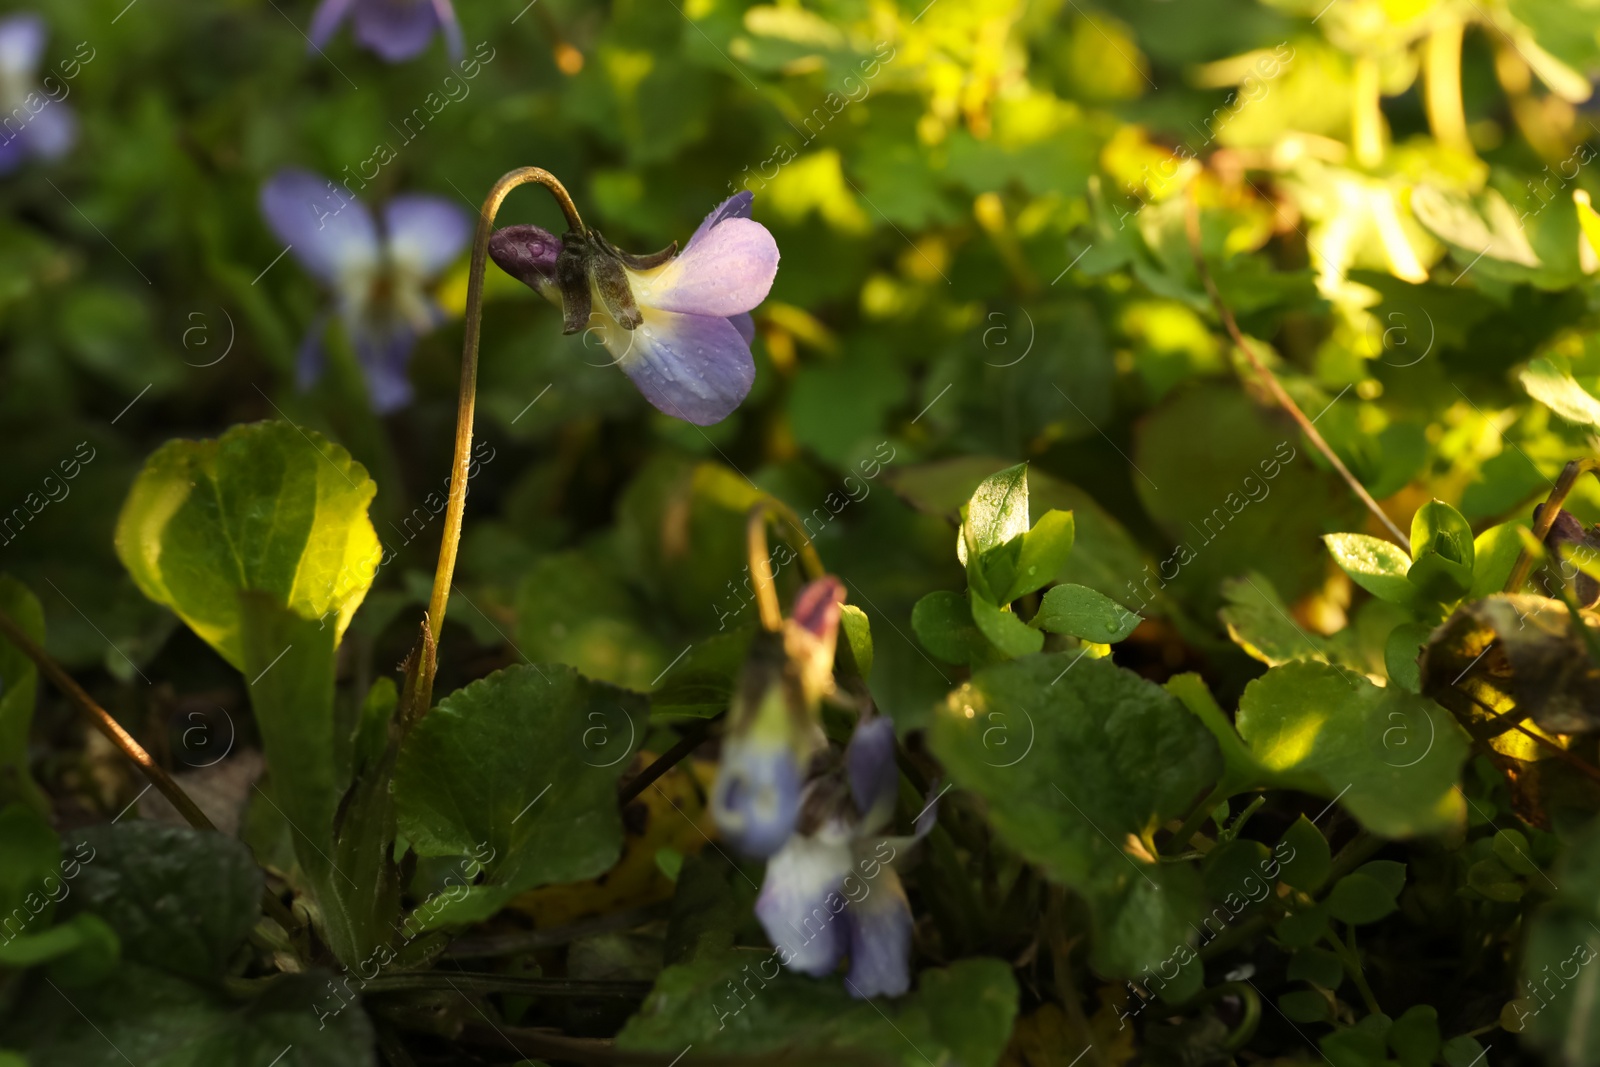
[931,655,1222,976]
[957,463,1029,567]
[115,421,379,670]
[1034,582,1140,643]
[618,954,1018,1067]
[1323,534,1415,606]
[393,664,648,930]
[64,822,262,983]
[1236,661,1469,837]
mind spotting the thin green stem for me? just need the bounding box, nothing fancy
[1323,926,1382,1015]
[1425,18,1472,155]
[1166,783,1228,856]
[1185,189,1410,550]
[419,168,584,711]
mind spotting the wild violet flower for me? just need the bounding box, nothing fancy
[308,0,463,63]
[710,577,843,856]
[488,191,779,426]
[0,14,76,174]
[754,714,936,999]
[260,168,470,412]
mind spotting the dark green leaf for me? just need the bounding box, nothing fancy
[1277,815,1332,892]
[617,954,1018,1067]
[1387,1004,1440,1067]
[911,591,992,666]
[1327,873,1397,924]
[394,664,647,930]
[1033,583,1140,643]
[1,964,374,1067]
[1279,988,1332,1024]
[64,822,261,983]
[1287,946,1344,989]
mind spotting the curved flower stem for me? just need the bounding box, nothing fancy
[1352,54,1384,168]
[745,499,829,633]
[421,167,584,710]
[1424,17,1472,156]
[1504,459,1600,593]
[1184,188,1411,551]
[746,507,785,632]
[1173,981,1261,1051]
[0,607,214,833]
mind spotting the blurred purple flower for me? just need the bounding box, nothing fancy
[308,0,463,63]
[260,168,470,412]
[0,14,77,174]
[711,577,844,857]
[489,191,779,426]
[753,715,936,999]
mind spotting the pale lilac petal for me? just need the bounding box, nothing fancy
[383,195,471,280]
[756,833,853,976]
[730,312,755,345]
[23,99,74,160]
[686,190,753,252]
[913,781,941,838]
[847,716,898,827]
[845,868,913,998]
[307,0,356,48]
[0,15,46,76]
[712,737,802,857]
[606,308,755,425]
[296,313,331,390]
[351,0,440,61]
[633,218,779,318]
[0,133,25,174]
[351,322,419,413]
[430,0,465,61]
[488,224,561,293]
[261,169,380,285]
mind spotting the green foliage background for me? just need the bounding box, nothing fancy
[5,0,1600,1063]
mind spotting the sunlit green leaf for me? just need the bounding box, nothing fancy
[931,655,1222,976]
[1235,661,1468,837]
[114,421,379,670]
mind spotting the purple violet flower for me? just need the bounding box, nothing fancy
[260,168,470,412]
[308,0,464,63]
[712,577,844,857]
[753,714,938,999]
[488,191,779,426]
[0,14,77,174]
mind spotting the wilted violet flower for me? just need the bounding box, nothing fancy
[711,577,843,856]
[308,0,463,63]
[754,714,936,999]
[489,191,779,426]
[0,14,76,174]
[260,169,470,412]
